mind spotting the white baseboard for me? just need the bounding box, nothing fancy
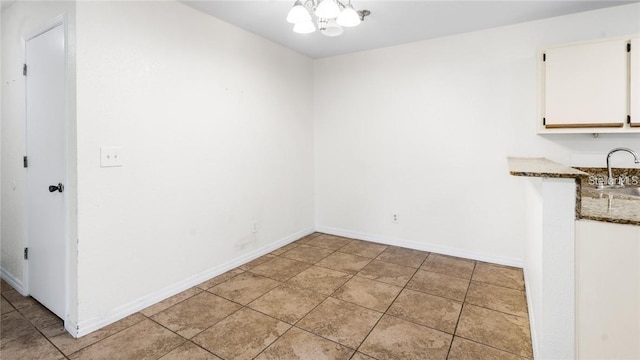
[75,227,315,338]
[65,319,79,338]
[523,267,539,360]
[0,267,25,295]
[316,226,524,268]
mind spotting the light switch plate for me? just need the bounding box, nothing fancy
[100,146,123,167]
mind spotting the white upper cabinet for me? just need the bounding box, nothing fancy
[540,36,640,133]
[542,38,627,130]
[631,38,640,128]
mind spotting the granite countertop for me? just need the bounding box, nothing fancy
[507,157,587,178]
[508,157,640,226]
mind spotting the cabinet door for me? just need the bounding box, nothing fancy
[575,220,640,359]
[544,39,627,128]
[631,38,640,127]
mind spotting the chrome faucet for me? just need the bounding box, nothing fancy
[606,147,640,186]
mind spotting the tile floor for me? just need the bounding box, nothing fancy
[0,233,533,360]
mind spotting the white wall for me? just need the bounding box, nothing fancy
[314,3,640,265]
[73,1,314,332]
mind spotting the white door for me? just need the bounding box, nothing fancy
[25,23,67,319]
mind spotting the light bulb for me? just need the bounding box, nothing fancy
[293,20,316,34]
[336,4,360,27]
[320,19,343,37]
[287,1,311,24]
[315,0,340,19]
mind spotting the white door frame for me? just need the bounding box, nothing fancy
[22,14,70,327]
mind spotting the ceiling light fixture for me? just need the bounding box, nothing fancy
[287,0,370,36]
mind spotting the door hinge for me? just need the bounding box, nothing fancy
[628,43,631,52]
[24,248,28,260]
[22,64,27,76]
[543,53,546,62]
[23,156,28,168]
[628,115,632,124]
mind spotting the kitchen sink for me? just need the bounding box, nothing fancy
[598,186,640,198]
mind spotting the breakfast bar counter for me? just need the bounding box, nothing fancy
[508,157,640,226]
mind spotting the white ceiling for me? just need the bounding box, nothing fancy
[181,0,637,58]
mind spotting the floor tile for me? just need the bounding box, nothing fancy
[151,292,241,338]
[387,288,462,334]
[248,284,326,324]
[68,319,184,360]
[193,308,290,360]
[351,352,377,360]
[280,244,334,264]
[1,311,39,346]
[472,263,525,291]
[332,276,402,312]
[1,296,15,314]
[466,281,528,318]
[375,246,429,268]
[0,330,65,360]
[448,337,527,360]
[157,341,222,360]
[141,287,202,317]
[19,301,62,330]
[316,252,372,275]
[407,270,470,301]
[456,304,533,358]
[422,254,476,279]
[249,257,312,282]
[293,232,323,245]
[1,279,13,293]
[358,260,416,287]
[196,268,245,290]
[286,266,352,295]
[209,272,281,305]
[255,327,354,360]
[297,297,382,349]
[2,289,37,310]
[270,242,301,256]
[239,254,277,271]
[42,313,146,356]
[339,240,388,258]
[0,239,535,360]
[359,315,452,360]
[304,235,352,251]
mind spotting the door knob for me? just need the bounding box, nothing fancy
[48,183,64,193]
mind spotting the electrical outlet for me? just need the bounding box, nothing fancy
[252,220,258,234]
[100,146,123,167]
[392,213,399,223]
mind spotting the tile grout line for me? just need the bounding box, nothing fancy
[453,334,533,359]
[350,251,427,358]
[150,338,189,360]
[145,303,239,359]
[26,317,67,359]
[201,236,345,359]
[470,277,527,292]
[143,287,205,318]
[445,261,477,359]
[202,234,357,358]
[5,298,73,359]
[251,238,388,357]
[462,301,530,320]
